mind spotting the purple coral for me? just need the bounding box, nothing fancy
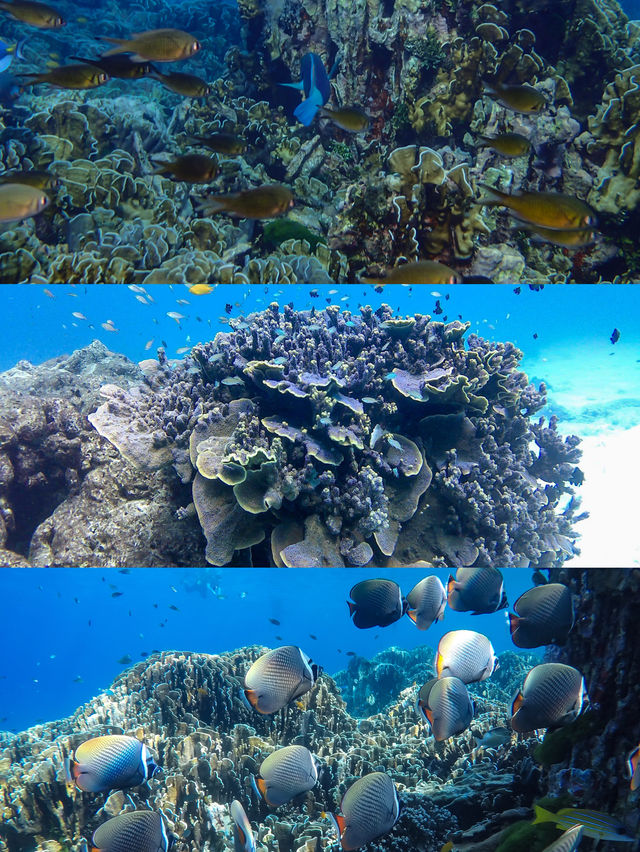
[91,303,584,567]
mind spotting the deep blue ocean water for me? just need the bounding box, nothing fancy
[0,567,535,733]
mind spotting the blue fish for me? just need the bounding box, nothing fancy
[0,37,24,74]
[0,71,21,105]
[280,52,331,126]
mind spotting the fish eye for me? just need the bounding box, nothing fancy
[192,41,200,52]
[40,196,47,206]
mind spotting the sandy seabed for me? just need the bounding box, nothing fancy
[568,424,640,567]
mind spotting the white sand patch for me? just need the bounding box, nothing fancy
[567,424,640,567]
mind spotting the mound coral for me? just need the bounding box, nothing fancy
[89,304,583,568]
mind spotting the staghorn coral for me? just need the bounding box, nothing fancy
[88,304,583,568]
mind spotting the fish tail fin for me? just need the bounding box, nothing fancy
[347,600,357,617]
[508,612,521,636]
[99,37,129,56]
[294,91,322,125]
[239,689,253,712]
[196,195,227,215]
[13,38,27,60]
[477,183,509,207]
[406,608,418,624]
[64,755,79,784]
[243,688,261,712]
[328,813,345,839]
[279,80,304,90]
[446,575,456,596]
[510,688,524,715]
[532,805,556,825]
[17,72,44,84]
[250,774,262,799]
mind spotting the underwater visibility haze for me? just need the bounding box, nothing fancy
[2,0,640,281]
[0,283,638,568]
[0,568,639,852]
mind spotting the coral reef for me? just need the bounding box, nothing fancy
[333,646,541,717]
[0,0,639,279]
[0,644,547,852]
[86,304,584,568]
[0,342,205,567]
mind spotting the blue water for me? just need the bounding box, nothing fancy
[0,567,534,733]
[1,284,639,431]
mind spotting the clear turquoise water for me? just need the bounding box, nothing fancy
[2,284,639,430]
[0,567,533,733]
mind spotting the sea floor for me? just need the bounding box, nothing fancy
[524,340,640,567]
[567,425,640,567]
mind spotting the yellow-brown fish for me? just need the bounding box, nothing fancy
[365,260,461,285]
[0,169,59,192]
[186,133,246,156]
[320,106,370,132]
[522,223,595,248]
[20,63,109,89]
[70,54,154,79]
[196,184,294,219]
[479,185,596,230]
[477,132,531,157]
[0,0,63,28]
[0,182,49,222]
[484,82,546,114]
[153,153,219,183]
[101,28,200,62]
[152,70,209,97]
